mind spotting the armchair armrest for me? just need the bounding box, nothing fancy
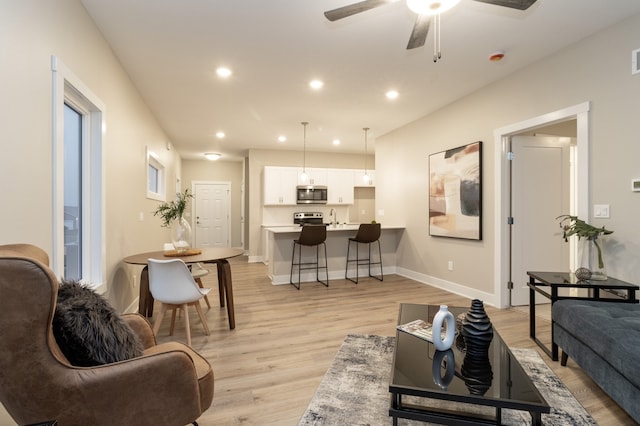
[121,313,156,349]
[68,349,204,425]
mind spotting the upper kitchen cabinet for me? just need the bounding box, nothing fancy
[263,166,298,205]
[327,169,355,205]
[297,167,327,186]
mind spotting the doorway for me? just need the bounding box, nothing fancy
[509,135,573,305]
[493,102,591,308]
[193,182,231,248]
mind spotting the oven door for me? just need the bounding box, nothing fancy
[296,186,327,204]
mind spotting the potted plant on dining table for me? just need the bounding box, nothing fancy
[153,189,194,253]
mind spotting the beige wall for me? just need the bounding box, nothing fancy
[0,0,182,313]
[181,159,245,248]
[377,13,640,303]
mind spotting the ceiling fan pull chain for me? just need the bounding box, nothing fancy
[433,13,442,62]
[437,14,442,60]
[433,14,438,62]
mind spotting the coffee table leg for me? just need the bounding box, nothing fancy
[531,410,542,426]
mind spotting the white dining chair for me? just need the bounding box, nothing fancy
[190,262,212,308]
[148,258,211,346]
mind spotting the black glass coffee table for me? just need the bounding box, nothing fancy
[390,303,550,425]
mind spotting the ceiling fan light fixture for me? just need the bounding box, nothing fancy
[204,152,222,161]
[406,0,460,16]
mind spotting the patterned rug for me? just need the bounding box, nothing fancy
[299,334,597,426]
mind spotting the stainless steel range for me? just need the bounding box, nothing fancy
[293,212,324,225]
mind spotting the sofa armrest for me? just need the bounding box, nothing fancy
[121,313,156,349]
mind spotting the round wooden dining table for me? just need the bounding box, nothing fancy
[122,247,244,329]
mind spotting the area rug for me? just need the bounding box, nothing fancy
[299,334,597,426]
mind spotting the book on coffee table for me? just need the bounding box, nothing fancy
[397,319,437,342]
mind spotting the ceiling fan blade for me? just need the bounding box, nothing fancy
[472,0,537,10]
[324,0,400,22]
[406,14,430,50]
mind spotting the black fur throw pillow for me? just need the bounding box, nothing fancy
[52,280,144,367]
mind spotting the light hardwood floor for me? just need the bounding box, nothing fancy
[154,257,636,426]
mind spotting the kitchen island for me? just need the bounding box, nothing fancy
[263,224,405,285]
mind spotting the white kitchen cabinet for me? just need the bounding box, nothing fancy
[263,166,298,205]
[327,169,355,205]
[297,167,327,186]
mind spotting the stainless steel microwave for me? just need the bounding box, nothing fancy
[296,185,328,204]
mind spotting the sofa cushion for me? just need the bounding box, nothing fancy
[52,280,144,366]
[553,300,640,389]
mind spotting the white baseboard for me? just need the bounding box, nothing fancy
[395,267,498,307]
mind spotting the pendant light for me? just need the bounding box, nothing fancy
[362,127,370,184]
[300,121,309,183]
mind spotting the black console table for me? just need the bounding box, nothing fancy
[527,271,639,361]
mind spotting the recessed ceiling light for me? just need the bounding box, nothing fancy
[204,152,222,161]
[216,67,232,78]
[216,131,225,139]
[278,135,287,142]
[386,90,399,100]
[309,79,324,90]
[332,139,341,146]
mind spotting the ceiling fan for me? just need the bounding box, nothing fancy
[324,0,537,54]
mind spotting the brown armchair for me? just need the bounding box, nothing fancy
[0,244,213,426]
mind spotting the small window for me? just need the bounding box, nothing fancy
[146,147,166,201]
[52,56,104,286]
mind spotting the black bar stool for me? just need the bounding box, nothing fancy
[345,223,383,283]
[290,224,329,289]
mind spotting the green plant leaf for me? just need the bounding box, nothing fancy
[153,189,193,227]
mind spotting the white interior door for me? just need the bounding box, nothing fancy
[194,182,230,248]
[510,136,572,305]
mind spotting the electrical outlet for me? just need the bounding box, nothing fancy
[447,261,453,271]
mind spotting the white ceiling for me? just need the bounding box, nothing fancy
[80,0,640,160]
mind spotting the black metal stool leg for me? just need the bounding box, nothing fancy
[290,241,301,289]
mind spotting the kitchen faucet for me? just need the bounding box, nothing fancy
[329,208,337,226]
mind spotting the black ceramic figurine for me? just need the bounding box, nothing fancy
[460,299,494,395]
[460,299,493,355]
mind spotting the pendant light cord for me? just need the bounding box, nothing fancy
[301,121,308,173]
[363,127,369,173]
[433,14,442,62]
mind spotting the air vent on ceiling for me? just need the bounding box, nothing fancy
[633,48,640,75]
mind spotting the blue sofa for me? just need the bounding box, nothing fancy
[552,299,640,422]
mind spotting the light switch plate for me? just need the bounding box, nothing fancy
[593,204,610,218]
[632,178,640,192]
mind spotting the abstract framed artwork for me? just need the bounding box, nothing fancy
[429,141,482,240]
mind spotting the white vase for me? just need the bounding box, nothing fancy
[171,216,192,253]
[432,305,455,351]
